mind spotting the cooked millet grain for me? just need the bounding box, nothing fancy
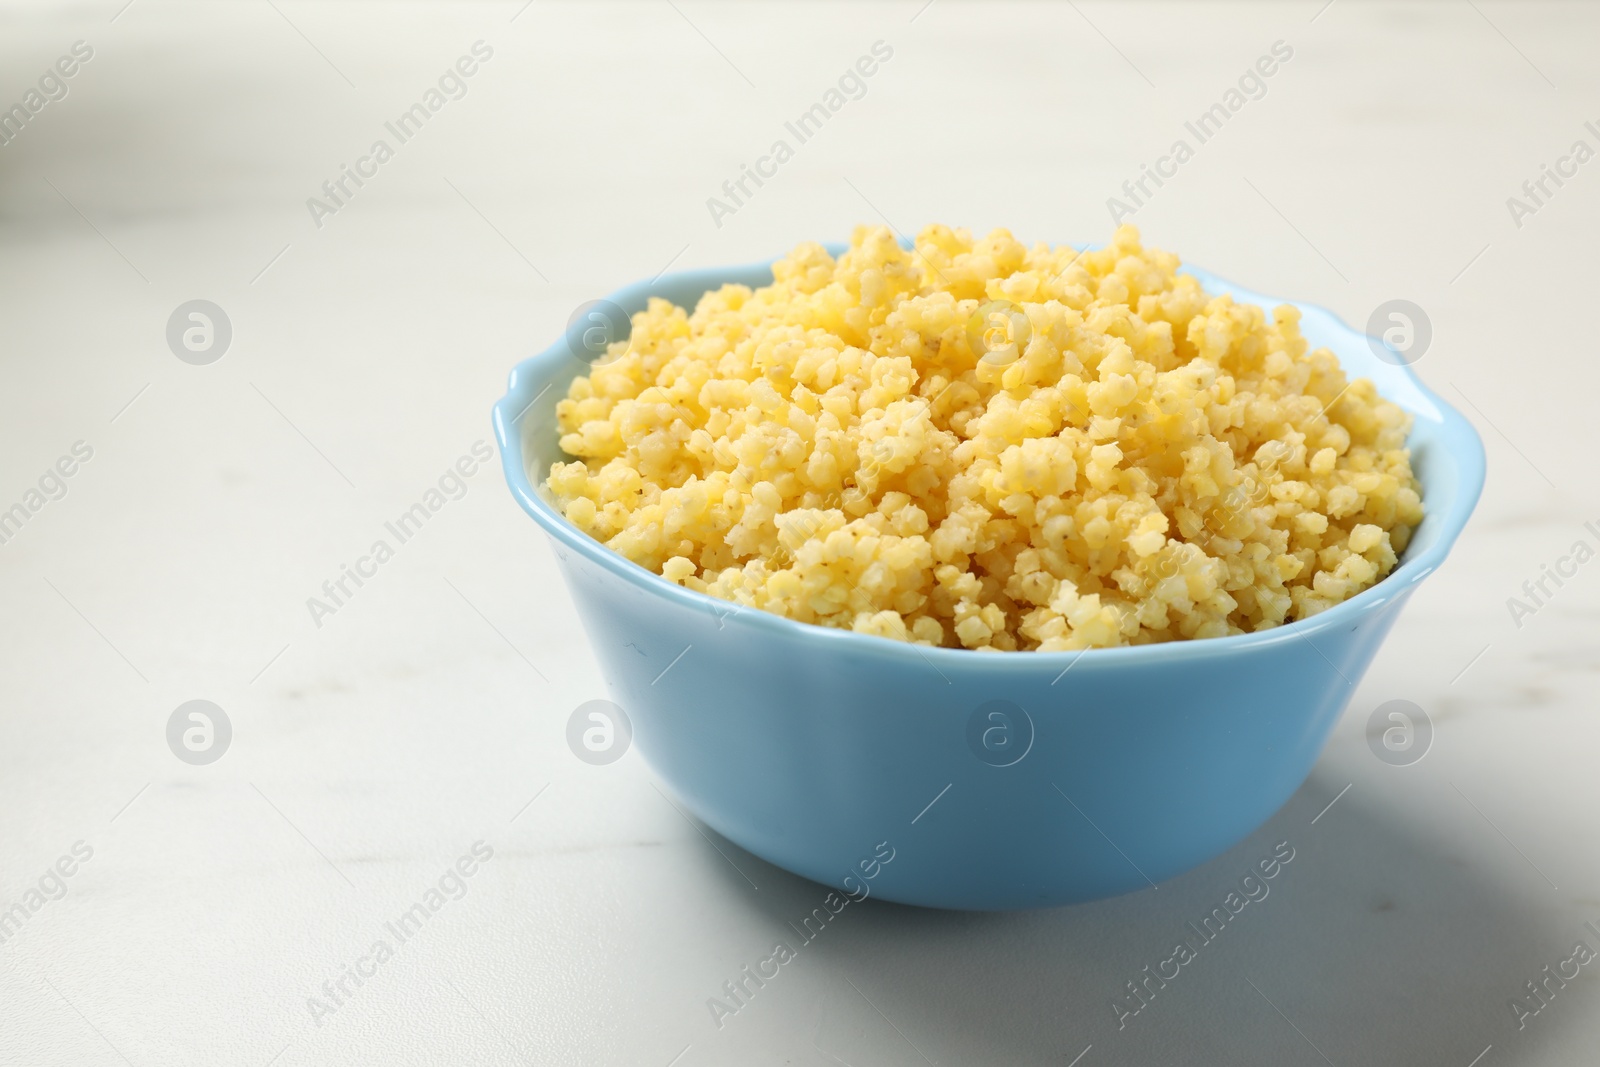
[547,224,1423,650]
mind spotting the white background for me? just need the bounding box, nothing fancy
[1,1,1596,1065]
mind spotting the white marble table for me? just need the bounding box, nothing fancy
[1,1,1597,1064]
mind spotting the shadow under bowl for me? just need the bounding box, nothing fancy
[493,251,1485,910]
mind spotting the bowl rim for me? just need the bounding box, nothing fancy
[492,243,1486,668]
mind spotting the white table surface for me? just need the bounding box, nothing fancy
[2,1,1597,1064]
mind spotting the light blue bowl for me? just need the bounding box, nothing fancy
[493,250,1485,910]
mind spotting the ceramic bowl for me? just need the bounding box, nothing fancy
[493,250,1485,910]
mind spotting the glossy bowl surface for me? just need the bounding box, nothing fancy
[493,249,1485,910]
